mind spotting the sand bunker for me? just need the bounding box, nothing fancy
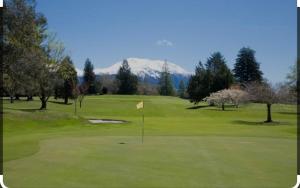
[88,119,127,124]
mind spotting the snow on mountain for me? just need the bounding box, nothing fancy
[76,58,192,88]
[93,58,191,78]
[75,68,84,77]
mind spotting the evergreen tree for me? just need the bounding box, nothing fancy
[178,80,186,98]
[205,52,233,92]
[187,54,233,104]
[187,61,210,104]
[286,61,296,91]
[159,62,174,96]
[233,47,263,83]
[58,56,77,104]
[83,58,96,94]
[116,59,138,94]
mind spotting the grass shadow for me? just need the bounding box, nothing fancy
[48,100,73,105]
[277,112,298,115]
[5,107,41,112]
[186,105,210,110]
[232,120,291,126]
[205,108,237,112]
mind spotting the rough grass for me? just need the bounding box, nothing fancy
[3,95,297,188]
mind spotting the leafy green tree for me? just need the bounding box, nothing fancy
[83,58,96,94]
[3,0,68,109]
[233,47,263,84]
[3,73,16,103]
[3,0,47,103]
[159,62,174,96]
[116,59,138,94]
[187,62,210,104]
[206,52,233,92]
[58,56,77,104]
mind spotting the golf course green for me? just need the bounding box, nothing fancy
[3,95,297,188]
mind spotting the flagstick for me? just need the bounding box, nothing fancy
[142,103,144,144]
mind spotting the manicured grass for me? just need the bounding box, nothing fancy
[3,95,297,187]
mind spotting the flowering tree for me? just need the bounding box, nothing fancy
[229,89,249,108]
[204,89,230,110]
[204,89,249,110]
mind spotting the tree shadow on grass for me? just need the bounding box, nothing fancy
[205,108,237,112]
[232,120,292,126]
[48,100,73,105]
[277,112,298,115]
[5,107,41,112]
[186,105,210,110]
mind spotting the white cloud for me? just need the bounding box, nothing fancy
[156,39,173,47]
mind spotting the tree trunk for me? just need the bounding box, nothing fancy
[40,95,47,110]
[222,103,225,111]
[54,89,58,100]
[27,96,33,101]
[74,100,77,115]
[64,96,68,104]
[40,100,47,110]
[265,104,272,123]
[15,95,20,100]
[10,96,14,103]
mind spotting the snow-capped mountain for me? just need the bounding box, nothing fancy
[94,58,191,78]
[77,58,192,88]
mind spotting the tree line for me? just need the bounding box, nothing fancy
[2,0,296,118]
[186,48,296,123]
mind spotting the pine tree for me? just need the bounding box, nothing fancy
[205,52,233,92]
[159,62,174,96]
[83,58,96,94]
[116,59,138,94]
[178,80,186,98]
[187,61,210,104]
[233,47,263,83]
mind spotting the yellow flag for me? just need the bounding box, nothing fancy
[136,101,144,109]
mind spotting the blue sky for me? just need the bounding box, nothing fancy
[36,0,296,82]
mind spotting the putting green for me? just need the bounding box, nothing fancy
[3,95,297,187]
[5,136,296,188]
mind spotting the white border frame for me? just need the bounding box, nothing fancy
[0,175,8,188]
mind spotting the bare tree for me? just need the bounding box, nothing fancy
[37,33,65,110]
[276,83,296,104]
[77,83,88,108]
[245,81,278,123]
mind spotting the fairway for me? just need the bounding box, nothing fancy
[3,95,297,188]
